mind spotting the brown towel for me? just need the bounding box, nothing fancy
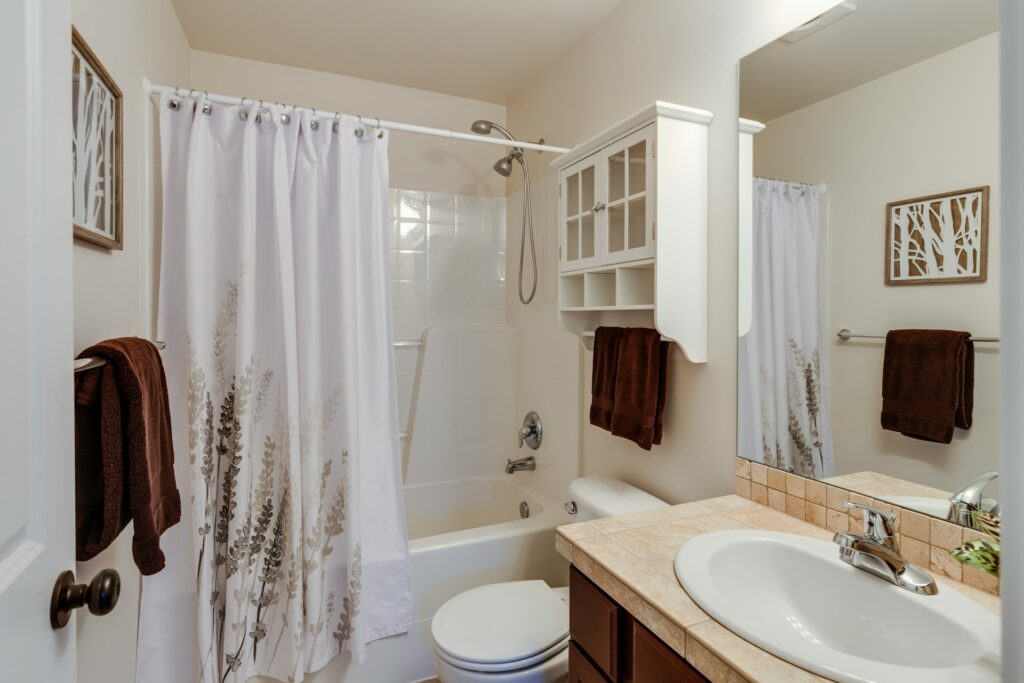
[880,329,974,444]
[75,338,180,575]
[590,327,623,431]
[608,328,670,450]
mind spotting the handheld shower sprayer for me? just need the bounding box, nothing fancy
[471,120,538,305]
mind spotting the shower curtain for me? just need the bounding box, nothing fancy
[142,93,412,683]
[739,178,835,479]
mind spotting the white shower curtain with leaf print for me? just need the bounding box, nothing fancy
[739,178,835,479]
[152,93,412,683]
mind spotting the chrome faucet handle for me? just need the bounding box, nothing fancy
[846,502,897,547]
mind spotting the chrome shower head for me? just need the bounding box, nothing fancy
[471,120,494,135]
[470,119,515,141]
[493,154,515,177]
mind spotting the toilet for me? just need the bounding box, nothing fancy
[430,476,668,682]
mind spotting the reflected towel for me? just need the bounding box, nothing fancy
[881,329,974,444]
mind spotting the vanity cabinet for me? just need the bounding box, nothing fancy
[552,101,714,362]
[569,567,708,683]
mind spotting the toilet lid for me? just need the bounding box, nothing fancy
[432,581,569,668]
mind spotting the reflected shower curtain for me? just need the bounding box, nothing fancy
[739,178,835,479]
[144,93,412,683]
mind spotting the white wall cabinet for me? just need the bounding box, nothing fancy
[552,101,713,363]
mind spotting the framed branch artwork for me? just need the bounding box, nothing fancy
[72,27,123,250]
[885,186,989,285]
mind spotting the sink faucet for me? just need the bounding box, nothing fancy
[948,471,999,528]
[833,502,938,595]
[505,456,536,474]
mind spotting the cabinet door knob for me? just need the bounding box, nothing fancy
[593,202,606,212]
[50,568,121,629]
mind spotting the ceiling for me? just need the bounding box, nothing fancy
[170,0,624,104]
[740,0,999,122]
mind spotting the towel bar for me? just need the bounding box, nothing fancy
[75,340,167,374]
[836,328,999,343]
[581,330,673,342]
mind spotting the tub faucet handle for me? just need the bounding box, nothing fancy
[518,411,543,450]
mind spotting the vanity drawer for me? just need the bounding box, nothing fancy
[632,621,708,682]
[569,641,612,683]
[569,567,621,679]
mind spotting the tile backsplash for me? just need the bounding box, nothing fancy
[735,457,1000,595]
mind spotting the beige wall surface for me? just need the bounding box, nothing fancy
[505,0,840,505]
[189,50,508,197]
[753,34,1001,495]
[71,2,191,683]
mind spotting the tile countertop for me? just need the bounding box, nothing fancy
[555,495,1001,683]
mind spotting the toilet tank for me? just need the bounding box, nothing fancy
[568,475,668,522]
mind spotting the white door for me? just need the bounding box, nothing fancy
[0,0,77,681]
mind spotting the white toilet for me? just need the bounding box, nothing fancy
[430,476,668,682]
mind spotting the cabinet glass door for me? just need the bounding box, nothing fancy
[603,127,654,264]
[561,157,601,271]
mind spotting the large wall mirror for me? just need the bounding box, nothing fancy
[737,0,1000,528]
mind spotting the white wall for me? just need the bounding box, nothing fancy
[189,50,508,197]
[71,2,190,683]
[505,0,841,505]
[753,34,1001,494]
[506,175,582,509]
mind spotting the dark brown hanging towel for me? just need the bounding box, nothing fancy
[609,328,670,450]
[590,326,623,431]
[75,338,180,575]
[880,329,974,444]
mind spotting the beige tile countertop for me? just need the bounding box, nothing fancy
[556,495,1001,683]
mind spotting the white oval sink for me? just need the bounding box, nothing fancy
[674,530,1000,682]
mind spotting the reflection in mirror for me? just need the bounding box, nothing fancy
[736,0,1000,528]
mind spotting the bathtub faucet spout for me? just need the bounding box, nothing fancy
[505,456,536,474]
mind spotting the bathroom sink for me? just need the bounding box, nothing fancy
[878,495,998,519]
[674,530,1000,682]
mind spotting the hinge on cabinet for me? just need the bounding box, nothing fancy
[652,141,656,159]
[652,221,657,240]
[559,183,562,198]
[559,245,562,260]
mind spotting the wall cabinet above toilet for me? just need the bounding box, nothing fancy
[551,102,714,363]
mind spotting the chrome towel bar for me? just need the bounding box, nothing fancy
[836,328,999,343]
[75,341,167,374]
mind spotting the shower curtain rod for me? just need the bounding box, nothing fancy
[143,79,571,155]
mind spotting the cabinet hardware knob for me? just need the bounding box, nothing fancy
[50,568,120,629]
[593,202,606,212]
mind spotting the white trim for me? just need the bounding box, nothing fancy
[551,101,714,170]
[144,79,570,155]
[738,118,766,134]
[1000,0,1022,679]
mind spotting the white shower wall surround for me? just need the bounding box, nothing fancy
[388,189,508,437]
[404,326,517,485]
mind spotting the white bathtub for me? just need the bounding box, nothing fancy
[319,476,570,683]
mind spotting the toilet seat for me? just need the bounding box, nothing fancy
[431,581,569,674]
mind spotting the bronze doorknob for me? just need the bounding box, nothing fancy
[50,568,120,629]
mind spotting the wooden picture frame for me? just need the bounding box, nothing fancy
[72,27,123,250]
[884,186,989,285]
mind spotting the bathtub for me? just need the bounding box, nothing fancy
[321,475,570,683]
